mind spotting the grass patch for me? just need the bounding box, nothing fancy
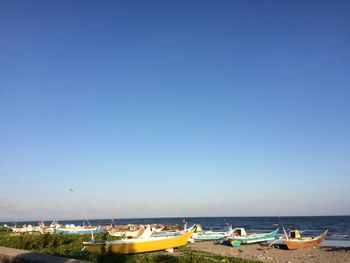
[0,226,12,233]
[0,232,260,263]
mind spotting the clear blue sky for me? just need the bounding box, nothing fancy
[0,0,349,221]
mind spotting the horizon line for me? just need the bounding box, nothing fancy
[1,214,349,223]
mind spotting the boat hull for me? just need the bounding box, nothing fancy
[285,230,327,250]
[109,230,141,238]
[193,233,228,241]
[55,227,103,235]
[229,229,279,245]
[84,228,195,254]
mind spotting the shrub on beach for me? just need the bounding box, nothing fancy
[0,226,12,232]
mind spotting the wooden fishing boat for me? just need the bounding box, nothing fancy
[226,228,279,246]
[192,230,232,241]
[152,226,191,238]
[109,225,145,238]
[284,229,328,250]
[83,226,196,254]
[192,224,234,241]
[11,225,42,234]
[54,226,104,235]
[109,229,141,238]
[110,225,164,238]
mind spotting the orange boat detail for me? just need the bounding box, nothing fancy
[285,230,328,250]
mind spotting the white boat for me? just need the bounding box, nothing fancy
[11,224,43,234]
[109,225,163,238]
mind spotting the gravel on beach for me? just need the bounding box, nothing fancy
[188,241,350,263]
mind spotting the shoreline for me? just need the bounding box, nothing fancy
[321,239,350,247]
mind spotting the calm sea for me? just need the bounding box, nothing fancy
[2,216,349,241]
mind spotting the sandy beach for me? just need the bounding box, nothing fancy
[188,241,350,263]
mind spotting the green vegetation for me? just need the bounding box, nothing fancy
[0,231,260,263]
[0,226,12,232]
[0,226,12,238]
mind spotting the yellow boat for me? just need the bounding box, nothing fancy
[83,226,195,254]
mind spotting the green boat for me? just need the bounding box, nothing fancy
[226,228,279,246]
[192,224,234,241]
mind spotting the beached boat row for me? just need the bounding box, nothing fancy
[8,222,104,235]
[4,222,328,253]
[83,224,327,254]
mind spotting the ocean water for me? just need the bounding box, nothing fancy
[2,216,349,242]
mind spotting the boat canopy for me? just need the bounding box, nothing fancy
[232,228,247,236]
